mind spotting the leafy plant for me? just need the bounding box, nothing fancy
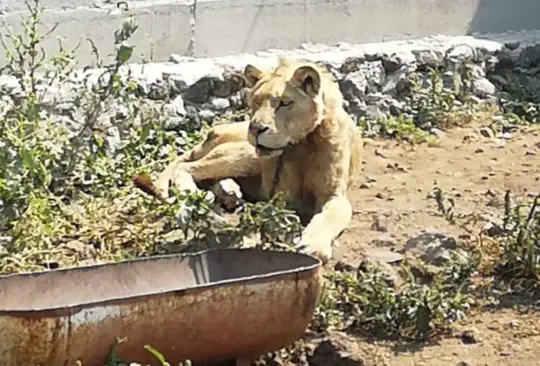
[236,193,303,250]
[360,114,436,145]
[311,255,474,340]
[0,0,208,272]
[428,187,457,223]
[496,192,540,286]
[172,189,215,241]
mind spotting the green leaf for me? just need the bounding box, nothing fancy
[19,148,34,170]
[139,123,151,143]
[144,344,170,366]
[117,42,134,65]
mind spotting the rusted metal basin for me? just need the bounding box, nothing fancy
[0,248,322,366]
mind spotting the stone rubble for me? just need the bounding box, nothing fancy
[2,34,539,139]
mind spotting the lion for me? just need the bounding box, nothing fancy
[154,57,363,264]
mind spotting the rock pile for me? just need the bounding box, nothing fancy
[1,35,540,140]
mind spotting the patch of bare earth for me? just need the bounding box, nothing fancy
[327,123,540,366]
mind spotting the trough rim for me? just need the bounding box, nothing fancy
[0,247,322,314]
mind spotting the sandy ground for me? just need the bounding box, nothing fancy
[328,123,540,366]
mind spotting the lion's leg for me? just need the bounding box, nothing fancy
[182,141,261,180]
[296,194,353,264]
[156,141,261,199]
[179,121,250,162]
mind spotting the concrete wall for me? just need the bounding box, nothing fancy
[1,0,540,65]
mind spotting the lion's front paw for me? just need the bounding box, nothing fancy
[155,169,199,201]
[154,175,172,200]
[296,236,333,264]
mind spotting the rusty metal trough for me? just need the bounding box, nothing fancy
[0,248,322,366]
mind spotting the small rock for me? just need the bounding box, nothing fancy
[210,97,231,111]
[430,128,445,138]
[509,319,519,328]
[381,53,405,73]
[115,104,130,120]
[381,69,410,95]
[184,105,202,129]
[212,71,245,98]
[339,71,368,98]
[198,109,216,122]
[146,82,169,100]
[412,49,444,69]
[308,332,365,366]
[504,41,521,51]
[389,98,406,116]
[478,127,494,138]
[371,213,390,232]
[168,74,188,93]
[492,139,506,148]
[442,70,459,91]
[401,230,458,266]
[474,77,496,97]
[339,61,385,98]
[164,116,187,131]
[365,52,382,62]
[482,220,504,237]
[171,95,187,116]
[0,75,23,96]
[461,328,482,344]
[471,64,486,79]
[169,53,187,63]
[374,149,388,158]
[229,91,246,109]
[183,77,214,103]
[339,56,366,74]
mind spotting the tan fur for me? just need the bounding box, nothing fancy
[155,57,363,264]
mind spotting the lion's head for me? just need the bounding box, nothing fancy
[243,58,341,157]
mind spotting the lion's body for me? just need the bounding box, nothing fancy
[155,58,363,263]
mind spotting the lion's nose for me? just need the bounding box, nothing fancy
[248,122,269,137]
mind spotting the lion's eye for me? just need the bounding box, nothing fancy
[277,100,294,110]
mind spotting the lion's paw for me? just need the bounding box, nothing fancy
[155,169,199,201]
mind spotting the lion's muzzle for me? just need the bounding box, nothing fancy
[248,121,269,137]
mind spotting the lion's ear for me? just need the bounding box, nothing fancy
[244,64,264,87]
[292,66,321,97]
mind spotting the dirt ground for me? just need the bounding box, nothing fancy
[326,122,540,366]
